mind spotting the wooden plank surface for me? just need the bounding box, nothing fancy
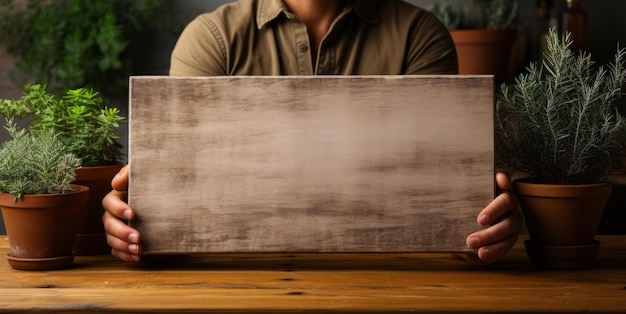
[1,236,626,313]
[128,76,494,253]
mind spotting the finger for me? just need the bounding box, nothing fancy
[477,191,517,226]
[476,233,519,264]
[454,253,488,266]
[102,210,141,246]
[495,172,512,193]
[106,229,142,256]
[467,210,521,249]
[481,172,517,225]
[459,231,519,266]
[111,247,142,262]
[102,189,133,221]
[111,165,129,191]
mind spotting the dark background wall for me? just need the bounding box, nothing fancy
[0,0,625,235]
[4,0,624,99]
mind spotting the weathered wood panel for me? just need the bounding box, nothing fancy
[128,76,494,254]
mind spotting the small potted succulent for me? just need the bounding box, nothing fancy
[429,0,519,82]
[0,85,125,255]
[496,28,626,269]
[0,121,89,270]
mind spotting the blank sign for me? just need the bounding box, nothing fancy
[129,75,494,254]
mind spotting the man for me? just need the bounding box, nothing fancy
[103,0,522,264]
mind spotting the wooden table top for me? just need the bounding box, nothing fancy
[0,235,625,313]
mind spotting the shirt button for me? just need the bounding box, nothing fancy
[298,43,308,52]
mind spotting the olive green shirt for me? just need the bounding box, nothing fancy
[170,0,457,76]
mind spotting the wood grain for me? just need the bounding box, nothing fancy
[128,76,494,253]
[1,236,626,313]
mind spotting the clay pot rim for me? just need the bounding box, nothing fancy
[74,164,124,181]
[513,178,612,198]
[450,28,516,34]
[450,28,517,44]
[0,184,90,208]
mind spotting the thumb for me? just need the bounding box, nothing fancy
[112,165,129,191]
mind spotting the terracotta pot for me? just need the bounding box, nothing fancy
[0,185,90,270]
[450,29,516,83]
[514,179,612,269]
[73,164,123,255]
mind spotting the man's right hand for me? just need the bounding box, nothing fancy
[102,165,142,261]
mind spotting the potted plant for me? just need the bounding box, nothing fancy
[0,121,89,270]
[429,0,519,83]
[0,84,125,255]
[496,28,626,269]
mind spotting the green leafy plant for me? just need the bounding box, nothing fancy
[496,28,626,184]
[0,84,124,166]
[0,0,164,100]
[429,0,518,30]
[0,120,81,200]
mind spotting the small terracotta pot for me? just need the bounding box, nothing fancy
[450,29,516,83]
[0,185,90,270]
[73,164,123,255]
[514,179,612,269]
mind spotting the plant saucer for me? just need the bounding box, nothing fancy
[524,240,600,270]
[6,254,75,271]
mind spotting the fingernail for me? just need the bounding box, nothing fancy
[479,215,489,225]
[480,248,492,260]
[129,244,139,254]
[128,233,139,243]
[467,237,480,248]
[123,210,132,220]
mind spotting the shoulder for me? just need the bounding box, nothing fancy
[354,0,450,41]
[190,0,258,36]
[169,0,260,76]
[372,0,457,74]
[374,0,446,29]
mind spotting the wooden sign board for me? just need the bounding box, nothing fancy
[129,76,494,254]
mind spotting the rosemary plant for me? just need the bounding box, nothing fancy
[0,85,125,167]
[0,121,81,200]
[496,29,626,185]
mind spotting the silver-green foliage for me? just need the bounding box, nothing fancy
[0,121,81,200]
[496,29,626,184]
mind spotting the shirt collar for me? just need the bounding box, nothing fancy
[256,0,380,29]
[256,0,285,29]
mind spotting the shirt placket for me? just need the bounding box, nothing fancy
[316,8,351,75]
[293,22,313,75]
[316,44,336,75]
